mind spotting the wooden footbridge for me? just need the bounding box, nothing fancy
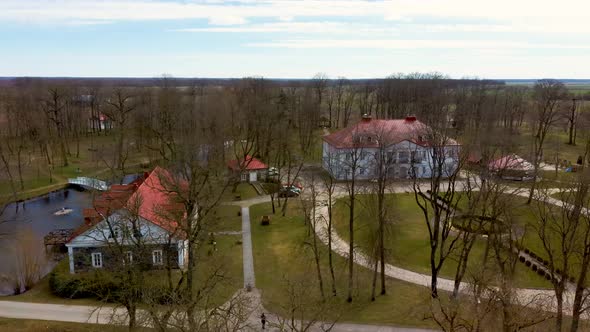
[68,177,109,191]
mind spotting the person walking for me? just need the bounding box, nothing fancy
[260,312,266,330]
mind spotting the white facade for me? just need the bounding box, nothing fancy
[322,140,459,181]
[66,210,188,274]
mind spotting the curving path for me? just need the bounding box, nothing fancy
[310,183,584,316]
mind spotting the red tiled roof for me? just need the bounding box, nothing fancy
[228,155,268,171]
[128,166,186,236]
[488,154,533,172]
[323,117,459,149]
[69,167,187,242]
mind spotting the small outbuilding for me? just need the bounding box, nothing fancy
[228,155,268,182]
[488,154,534,180]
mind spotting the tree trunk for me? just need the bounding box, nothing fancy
[59,138,69,167]
[370,258,378,301]
[347,183,355,302]
[378,192,386,295]
[327,192,337,296]
[17,148,24,190]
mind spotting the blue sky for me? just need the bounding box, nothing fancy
[1,0,590,79]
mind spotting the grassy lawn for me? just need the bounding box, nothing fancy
[0,132,153,201]
[223,183,259,201]
[249,201,437,328]
[512,126,587,166]
[209,204,242,232]
[333,193,551,289]
[0,318,142,332]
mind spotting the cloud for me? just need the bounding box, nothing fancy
[246,39,590,50]
[175,21,398,34]
[0,0,396,24]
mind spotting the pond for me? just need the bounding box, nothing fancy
[0,174,140,295]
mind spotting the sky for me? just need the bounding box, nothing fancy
[1,0,590,79]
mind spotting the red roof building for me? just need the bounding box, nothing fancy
[228,155,269,182]
[66,167,189,273]
[488,154,533,180]
[227,155,268,171]
[322,115,460,180]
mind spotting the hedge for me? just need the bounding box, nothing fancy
[49,261,119,300]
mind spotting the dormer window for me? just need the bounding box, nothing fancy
[367,136,372,142]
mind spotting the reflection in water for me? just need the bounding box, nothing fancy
[0,174,140,296]
[0,188,92,295]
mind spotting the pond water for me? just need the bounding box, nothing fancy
[0,174,140,295]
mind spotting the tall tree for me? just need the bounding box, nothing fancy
[526,79,567,204]
[104,87,138,171]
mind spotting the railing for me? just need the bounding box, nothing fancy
[68,177,109,191]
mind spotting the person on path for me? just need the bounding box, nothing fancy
[260,312,266,330]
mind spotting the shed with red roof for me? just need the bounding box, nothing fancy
[488,154,533,180]
[228,155,268,182]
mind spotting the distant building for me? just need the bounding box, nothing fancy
[322,115,460,180]
[488,154,534,181]
[88,113,113,131]
[66,167,188,274]
[228,155,268,182]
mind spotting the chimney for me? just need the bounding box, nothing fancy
[405,116,417,122]
[361,113,372,122]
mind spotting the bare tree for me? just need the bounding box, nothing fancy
[411,90,465,298]
[104,87,138,171]
[300,173,324,300]
[41,86,70,167]
[526,79,567,204]
[341,130,364,302]
[320,150,338,296]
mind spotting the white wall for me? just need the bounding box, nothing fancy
[322,140,459,180]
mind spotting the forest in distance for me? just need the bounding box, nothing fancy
[1,73,590,332]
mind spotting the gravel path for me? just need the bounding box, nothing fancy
[310,184,583,315]
[241,206,256,289]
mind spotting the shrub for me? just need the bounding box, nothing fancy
[49,260,119,300]
[49,266,93,299]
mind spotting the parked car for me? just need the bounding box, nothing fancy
[268,167,279,176]
[282,185,302,194]
[278,188,299,197]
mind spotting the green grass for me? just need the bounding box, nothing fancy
[224,183,259,201]
[249,201,437,328]
[0,264,102,306]
[209,204,243,232]
[0,132,154,201]
[333,193,551,289]
[0,318,141,332]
